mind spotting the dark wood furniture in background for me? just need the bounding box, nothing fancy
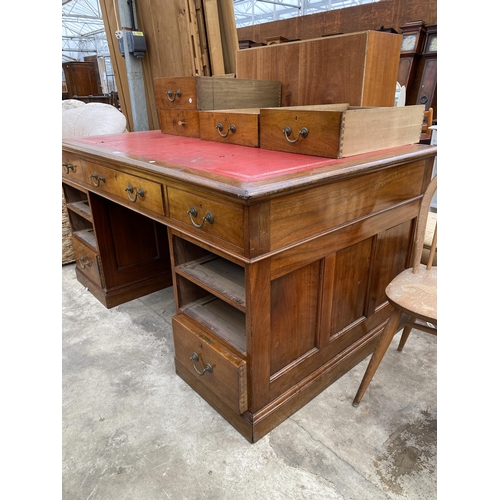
[237,0,436,47]
[62,61,101,98]
[63,131,436,442]
[415,24,437,112]
[397,21,427,92]
[69,91,121,110]
[397,21,437,118]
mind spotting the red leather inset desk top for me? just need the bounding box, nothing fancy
[71,130,342,181]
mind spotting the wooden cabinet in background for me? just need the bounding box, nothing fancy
[63,61,100,98]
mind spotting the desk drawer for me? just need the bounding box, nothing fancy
[154,76,199,110]
[72,237,101,286]
[259,104,424,158]
[167,187,244,248]
[173,314,248,414]
[154,76,281,111]
[199,108,260,147]
[82,161,165,215]
[158,109,200,138]
[62,153,85,183]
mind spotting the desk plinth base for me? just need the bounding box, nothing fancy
[75,267,173,309]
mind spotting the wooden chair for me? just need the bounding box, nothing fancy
[352,175,437,407]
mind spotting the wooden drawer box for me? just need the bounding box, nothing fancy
[259,104,425,158]
[154,76,281,111]
[199,108,261,147]
[236,30,401,108]
[72,237,101,286]
[81,161,165,215]
[158,109,200,138]
[167,186,244,249]
[172,314,248,414]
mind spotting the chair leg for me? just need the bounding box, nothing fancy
[397,319,414,351]
[352,309,403,407]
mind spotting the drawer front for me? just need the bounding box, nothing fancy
[173,314,248,414]
[62,153,85,183]
[154,77,198,110]
[72,237,101,286]
[199,110,260,147]
[259,107,343,157]
[158,109,200,138]
[82,161,165,215]
[168,187,244,249]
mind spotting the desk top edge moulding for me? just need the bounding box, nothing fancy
[63,130,435,201]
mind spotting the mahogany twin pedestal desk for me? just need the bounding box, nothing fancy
[62,130,437,443]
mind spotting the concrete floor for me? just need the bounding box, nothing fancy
[62,262,437,500]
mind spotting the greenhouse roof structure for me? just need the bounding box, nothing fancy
[62,0,379,63]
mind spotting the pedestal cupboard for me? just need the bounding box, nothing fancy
[62,131,437,442]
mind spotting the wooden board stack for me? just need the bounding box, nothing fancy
[186,0,239,76]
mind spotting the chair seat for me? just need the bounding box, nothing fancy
[386,264,437,324]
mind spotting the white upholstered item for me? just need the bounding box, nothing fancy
[62,102,127,138]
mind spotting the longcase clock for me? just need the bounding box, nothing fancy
[397,21,427,92]
[416,24,437,112]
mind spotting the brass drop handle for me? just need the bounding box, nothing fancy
[167,89,181,102]
[187,206,214,229]
[283,126,309,144]
[62,162,75,174]
[190,352,213,376]
[125,184,145,202]
[216,122,236,138]
[90,172,106,187]
[78,256,91,269]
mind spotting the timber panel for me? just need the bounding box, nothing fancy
[236,31,401,108]
[269,161,426,251]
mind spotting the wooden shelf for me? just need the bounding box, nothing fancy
[66,200,92,221]
[73,228,97,249]
[181,296,246,354]
[176,255,245,311]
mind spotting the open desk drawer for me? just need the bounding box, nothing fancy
[259,104,425,158]
[199,108,261,147]
[172,314,248,414]
[154,76,281,111]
